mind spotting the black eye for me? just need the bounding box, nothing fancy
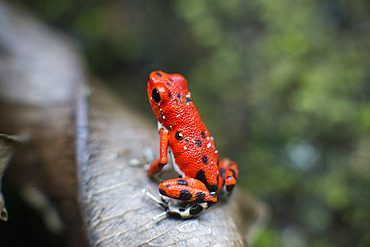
[152,88,161,103]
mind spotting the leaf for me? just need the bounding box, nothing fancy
[0,133,29,221]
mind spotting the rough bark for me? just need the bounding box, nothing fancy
[0,1,267,246]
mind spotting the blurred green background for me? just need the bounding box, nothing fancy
[6,0,370,246]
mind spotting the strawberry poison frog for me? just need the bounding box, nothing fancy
[146,71,239,219]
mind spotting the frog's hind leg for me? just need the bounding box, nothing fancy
[158,178,217,218]
[159,178,217,203]
[219,158,239,193]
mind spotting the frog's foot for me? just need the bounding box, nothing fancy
[219,158,239,193]
[142,189,214,219]
[142,189,168,220]
[163,201,213,219]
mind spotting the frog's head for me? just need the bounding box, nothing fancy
[148,71,189,118]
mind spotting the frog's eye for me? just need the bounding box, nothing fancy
[151,88,161,103]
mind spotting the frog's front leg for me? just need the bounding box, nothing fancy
[158,178,217,218]
[148,127,169,177]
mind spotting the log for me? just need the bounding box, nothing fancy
[0,1,88,245]
[0,1,267,246]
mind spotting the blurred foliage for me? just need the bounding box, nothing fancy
[9,0,370,246]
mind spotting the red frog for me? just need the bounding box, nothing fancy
[146,71,238,219]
